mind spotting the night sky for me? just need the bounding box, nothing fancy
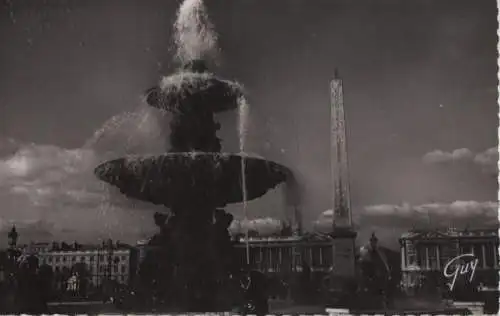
[0,0,497,248]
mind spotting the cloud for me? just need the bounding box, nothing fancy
[311,201,498,249]
[0,105,295,244]
[0,144,96,179]
[422,147,498,175]
[229,217,282,236]
[312,209,334,231]
[364,200,498,219]
[422,148,474,164]
[473,147,498,175]
[0,109,171,244]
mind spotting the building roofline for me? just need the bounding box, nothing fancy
[400,227,498,240]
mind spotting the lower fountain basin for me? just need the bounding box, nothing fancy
[94,152,292,208]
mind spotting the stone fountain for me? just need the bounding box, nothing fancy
[94,0,294,312]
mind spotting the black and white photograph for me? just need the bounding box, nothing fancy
[0,0,498,314]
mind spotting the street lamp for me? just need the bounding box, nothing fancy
[8,226,18,249]
[7,226,19,262]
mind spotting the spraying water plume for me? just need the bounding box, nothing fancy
[237,96,250,262]
[174,0,218,65]
[146,0,243,114]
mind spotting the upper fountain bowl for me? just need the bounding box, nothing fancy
[145,61,244,114]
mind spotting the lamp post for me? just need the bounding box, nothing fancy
[7,226,19,263]
[8,226,18,248]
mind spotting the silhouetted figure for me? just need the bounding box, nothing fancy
[137,252,160,307]
[237,268,269,316]
[8,226,18,249]
[0,251,16,313]
[16,255,48,314]
[71,262,90,298]
[213,209,235,272]
[38,264,54,302]
[136,213,179,310]
[154,212,169,228]
[280,222,293,236]
[358,233,391,309]
[300,260,312,302]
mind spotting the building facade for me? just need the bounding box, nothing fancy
[135,234,339,278]
[399,228,499,292]
[22,242,52,254]
[35,245,133,287]
[234,233,337,275]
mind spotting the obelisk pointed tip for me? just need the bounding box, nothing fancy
[333,68,340,79]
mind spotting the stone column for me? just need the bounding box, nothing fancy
[319,247,323,266]
[279,247,282,267]
[493,245,498,268]
[268,247,272,272]
[425,246,430,270]
[259,247,263,269]
[436,245,440,270]
[401,244,406,270]
[481,244,486,269]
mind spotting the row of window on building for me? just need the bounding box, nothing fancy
[400,230,499,272]
[404,242,497,271]
[235,240,335,273]
[46,263,128,274]
[38,252,128,265]
[35,250,132,285]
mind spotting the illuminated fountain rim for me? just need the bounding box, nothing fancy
[145,71,244,113]
[94,152,293,208]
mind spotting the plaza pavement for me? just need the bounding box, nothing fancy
[46,297,473,315]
